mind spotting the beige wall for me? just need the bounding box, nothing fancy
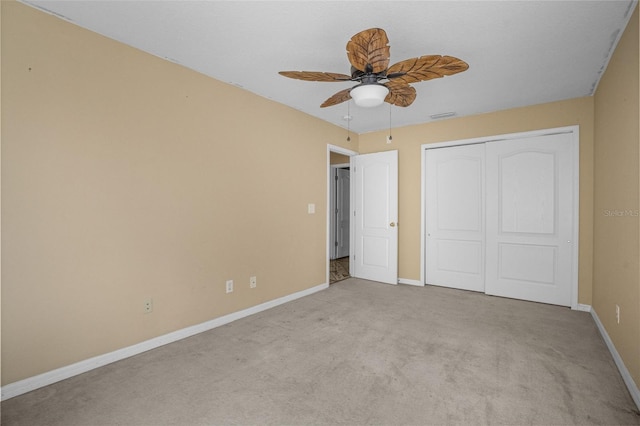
[1,1,356,384]
[593,7,639,386]
[358,97,595,304]
[330,152,350,165]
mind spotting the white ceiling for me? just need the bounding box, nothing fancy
[21,0,637,134]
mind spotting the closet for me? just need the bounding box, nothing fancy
[424,128,578,307]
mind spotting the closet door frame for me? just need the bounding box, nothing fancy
[420,125,580,310]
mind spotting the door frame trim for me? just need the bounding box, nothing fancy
[327,145,358,285]
[420,125,580,309]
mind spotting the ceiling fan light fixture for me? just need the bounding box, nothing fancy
[280,28,468,109]
[350,84,389,108]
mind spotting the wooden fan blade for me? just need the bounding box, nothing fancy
[387,55,469,84]
[384,80,416,107]
[321,88,352,108]
[346,28,390,74]
[279,71,352,82]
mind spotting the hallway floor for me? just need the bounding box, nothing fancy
[329,256,349,284]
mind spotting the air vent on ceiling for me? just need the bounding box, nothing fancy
[430,112,457,120]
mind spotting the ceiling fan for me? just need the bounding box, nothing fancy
[279,28,469,108]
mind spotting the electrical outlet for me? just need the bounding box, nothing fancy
[144,298,153,314]
[616,304,620,324]
[226,280,234,294]
[250,276,257,288]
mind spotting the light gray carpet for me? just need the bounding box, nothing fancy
[3,278,639,425]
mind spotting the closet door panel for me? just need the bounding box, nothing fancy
[485,133,575,306]
[425,144,485,292]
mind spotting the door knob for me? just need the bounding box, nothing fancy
[390,222,396,227]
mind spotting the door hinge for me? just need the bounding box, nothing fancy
[335,175,338,181]
[335,241,338,246]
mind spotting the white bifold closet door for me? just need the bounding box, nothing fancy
[484,133,575,306]
[425,132,575,307]
[425,143,486,292]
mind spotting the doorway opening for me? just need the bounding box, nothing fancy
[330,165,350,283]
[327,144,358,285]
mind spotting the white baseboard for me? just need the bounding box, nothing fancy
[590,307,640,410]
[398,278,423,287]
[1,282,329,401]
[576,303,592,312]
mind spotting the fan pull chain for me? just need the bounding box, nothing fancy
[347,101,351,142]
[387,104,393,143]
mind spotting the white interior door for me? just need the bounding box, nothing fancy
[336,168,350,258]
[485,133,575,306]
[425,144,486,292]
[353,151,398,285]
